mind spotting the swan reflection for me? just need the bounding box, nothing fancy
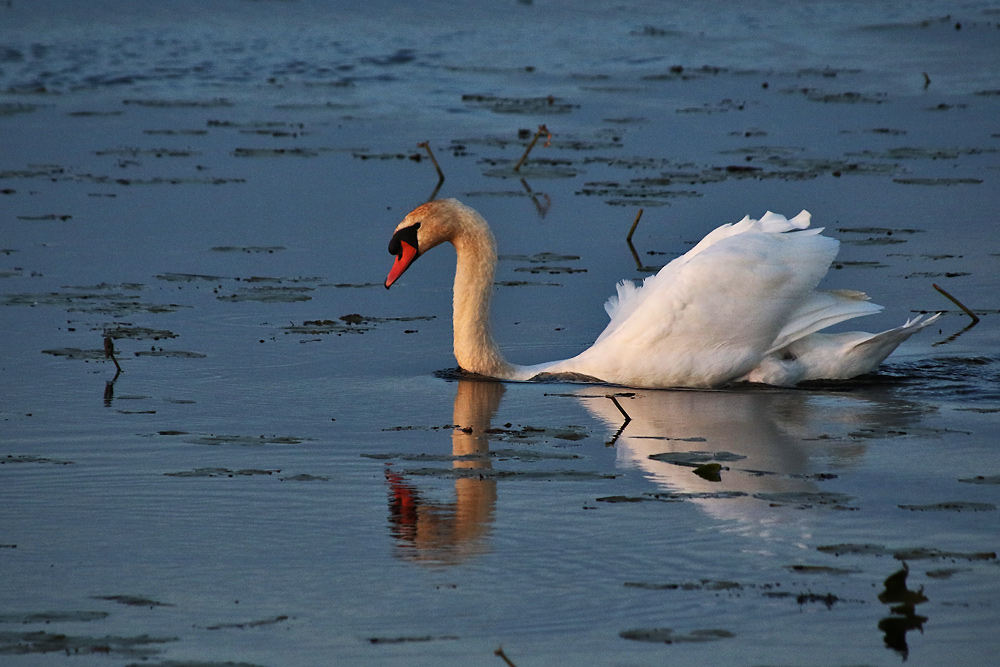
[386,378,922,560]
[571,386,919,541]
[385,380,502,565]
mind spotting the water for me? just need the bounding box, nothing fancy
[2,1,999,665]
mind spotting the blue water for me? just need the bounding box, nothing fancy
[2,1,999,665]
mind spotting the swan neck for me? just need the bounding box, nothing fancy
[452,219,514,379]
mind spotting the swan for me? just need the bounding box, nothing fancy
[384,198,939,388]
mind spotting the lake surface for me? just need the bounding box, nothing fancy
[2,1,999,665]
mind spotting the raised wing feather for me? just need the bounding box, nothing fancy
[576,211,845,386]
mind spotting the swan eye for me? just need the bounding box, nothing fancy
[388,223,420,257]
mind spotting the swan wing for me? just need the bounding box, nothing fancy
[573,211,842,387]
[599,210,818,343]
[765,288,883,354]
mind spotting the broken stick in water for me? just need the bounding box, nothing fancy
[627,208,643,244]
[417,141,445,184]
[933,283,979,324]
[605,394,632,447]
[606,394,632,423]
[494,646,518,667]
[513,124,550,172]
[103,335,122,373]
[625,208,657,272]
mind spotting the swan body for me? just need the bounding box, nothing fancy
[384,199,938,389]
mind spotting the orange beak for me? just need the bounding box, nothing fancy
[385,240,418,289]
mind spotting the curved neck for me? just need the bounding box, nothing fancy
[451,221,515,379]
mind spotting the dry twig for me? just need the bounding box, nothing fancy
[103,335,122,373]
[627,208,643,244]
[933,283,979,324]
[494,646,518,667]
[606,394,632,423]
[514,124,551,172]
[624,208,657,272]
[417,141,445,183]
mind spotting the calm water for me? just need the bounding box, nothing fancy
[2,1,999,665]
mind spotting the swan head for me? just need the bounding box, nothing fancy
[384,199,482,289]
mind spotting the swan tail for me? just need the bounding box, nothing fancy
[838,312,942,370]
[743,313,941,385]
[795,313,942,381]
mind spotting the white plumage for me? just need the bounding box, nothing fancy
[384,199,938,389]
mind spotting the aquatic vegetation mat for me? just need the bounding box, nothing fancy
[461,93,577,115]
[754,491,856,509]
[619,627,735,644]
[167,433,309,447]
[0,630,175,656]
[123,662,268,667]
[816,544,996,561]
[282,314,435,336]
[0,611,109,623]
[393,467,617,481]
[2,289,188,315]
[164,468,328,481]
[368,634,460,644]
[217,285,315,303]
[93,596,174,608]
[897,501,995,512]
[2,454,74,465]
[648,451,747,466]
[164,468,282,478]
[959,475,1000,485]
[203,615,289,630]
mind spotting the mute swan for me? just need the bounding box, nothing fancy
[384,199,939,388]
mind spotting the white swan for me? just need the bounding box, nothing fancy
[384,199,939,388]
